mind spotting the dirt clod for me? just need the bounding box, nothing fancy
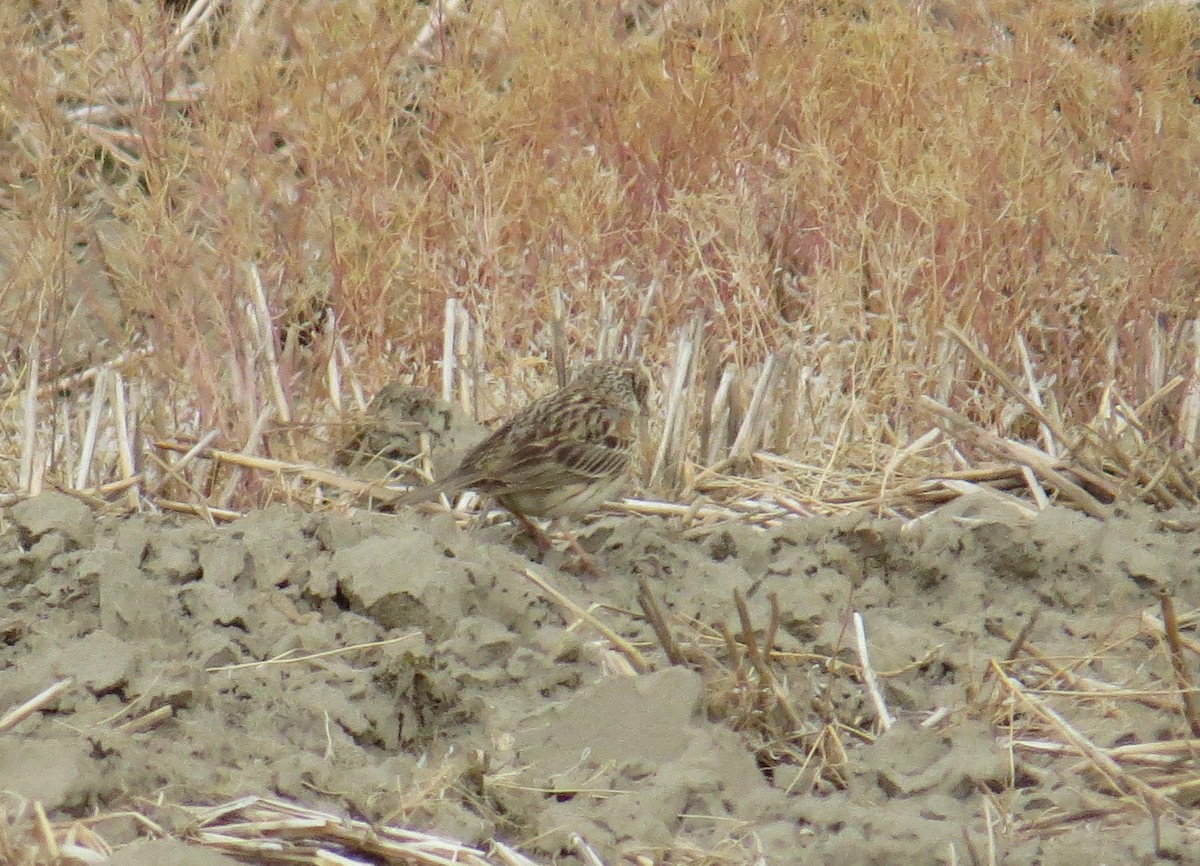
[1,493,1197,863]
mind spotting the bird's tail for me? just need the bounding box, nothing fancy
[374,473,473,513]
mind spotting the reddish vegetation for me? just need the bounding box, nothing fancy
[1,0,1198,507]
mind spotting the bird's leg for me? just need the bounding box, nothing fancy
[513,510,555,554]
[512,511,609,579]
[561,530,609,579]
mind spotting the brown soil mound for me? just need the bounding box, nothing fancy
[2,492,1197,864]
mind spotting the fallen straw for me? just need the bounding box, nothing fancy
[147,428,222,498]
[990,662,1173,815]
[492,840,545,866]
[33,801,57,860]
[187,796,500,866]
[920,396,1110,519]
[0,678,73,733]
[206,632,422,673]
[570,834,609,866]
[519,568,649,674]
[853,612,894,732]
[155,438,404,499]
[116,705,174,734]
[1157,590,1200,738]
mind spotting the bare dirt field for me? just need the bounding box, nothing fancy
[5,1,1200,863]
[3,491,1198,865]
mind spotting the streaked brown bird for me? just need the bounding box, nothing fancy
[385,360,650,573]
[335,383,487,480]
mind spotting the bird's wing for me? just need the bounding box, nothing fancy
[386,395,635,504]
[551,440,631,481]
[482,439,626,493]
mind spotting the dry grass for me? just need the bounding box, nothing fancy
[0,794,547,866]
[3,0,1200,863]
[1,0,1199,516]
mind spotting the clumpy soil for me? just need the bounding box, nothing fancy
[2,491,1199,865]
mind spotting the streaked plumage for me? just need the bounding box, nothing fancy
[390,360,650,518]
